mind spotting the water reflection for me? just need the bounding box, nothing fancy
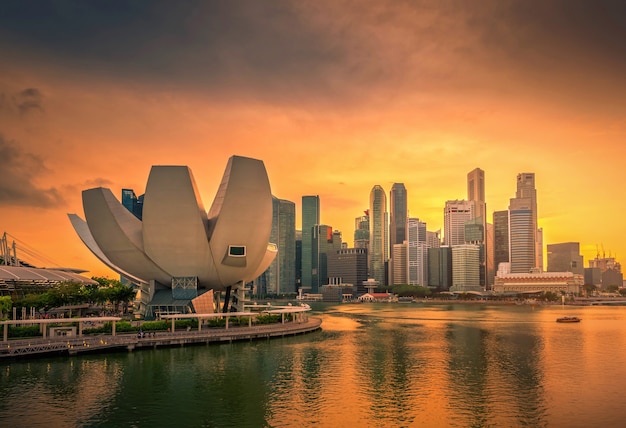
[2,304,626,427]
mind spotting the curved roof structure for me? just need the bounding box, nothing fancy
[0,265,97,287]
[69,155,276,292]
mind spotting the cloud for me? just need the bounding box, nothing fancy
[14,88,44,115]
[0,135,65,208]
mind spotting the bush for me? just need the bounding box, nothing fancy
[207,318,226,328]
[256,314,281,324]
[8,325,41,339]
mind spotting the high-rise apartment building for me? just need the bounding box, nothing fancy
[547,242,584,275]
[263,197,296,295]
[390,183,407,248]
[369,185,387,284]
[301,195,320,291]
[444,200,474,246]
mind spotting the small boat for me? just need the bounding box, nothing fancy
[556,316,581,323]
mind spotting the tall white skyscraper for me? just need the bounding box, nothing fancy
[369,185,387,284]
[407,218,428,286]
[444,200,474,246]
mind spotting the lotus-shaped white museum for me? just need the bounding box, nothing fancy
[69,155,277,316]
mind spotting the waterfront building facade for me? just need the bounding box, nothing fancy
[451,244,481,292]
[369,185,387,285]
[328,247,368,295]
[392,243,408,285]
[494,271,583,295]
[70,155,276,317]
[428,246,453,290]
[301,195,320,292]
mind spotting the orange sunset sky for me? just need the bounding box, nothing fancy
[1,1,624,278]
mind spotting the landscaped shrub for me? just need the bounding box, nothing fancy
[256,314,281,324]
[8,325,41,338]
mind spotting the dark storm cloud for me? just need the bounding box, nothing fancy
[0,1,345,102]
[0,135,65,208]
[0,0,624,103]
[470,0,626,71]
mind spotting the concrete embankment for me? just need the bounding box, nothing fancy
[0,318,322,359]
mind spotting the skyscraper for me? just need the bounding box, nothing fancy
[390,183,407,247]
[443,200,474,246]
[515,173,542,270]
[369,185,387,284]
[264,197,296,295]
[407,218,428,286]
[354,213,369,249]
[493,210,509,273]
[121,189,143,220]
[547,242,584,275]
[392,243,408,285]
[452,244,481,291]
[467,168,486,224]
[301,195,320,291]
[328,247,369,295]
[428,246,452,290]
[312,224,336,292]
[508,197,535,273]
[467,168,488,288]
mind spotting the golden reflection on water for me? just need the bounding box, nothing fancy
[2,304,626,427]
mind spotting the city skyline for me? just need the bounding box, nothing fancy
[1,1,624,278]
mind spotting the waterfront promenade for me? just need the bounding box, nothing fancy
[0,317,322,359]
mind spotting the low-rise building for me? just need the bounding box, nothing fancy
[494,271,583,295]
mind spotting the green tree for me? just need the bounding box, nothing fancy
[606,284,619,293]
[583,284,597,296]
[0,296,12,318]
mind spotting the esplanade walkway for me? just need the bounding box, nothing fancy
[0,310,322,359]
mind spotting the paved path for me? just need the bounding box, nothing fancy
[0,318,322,359]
